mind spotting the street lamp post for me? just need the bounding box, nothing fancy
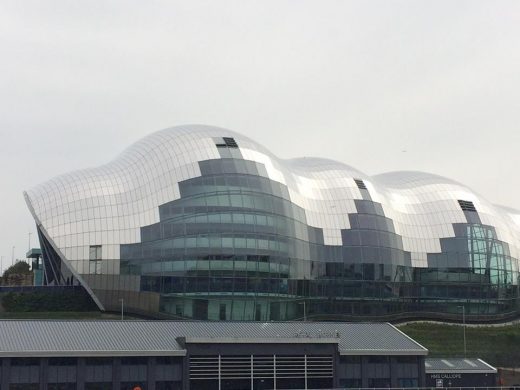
[28,232,32,265]
[458,305,467,357]
[11,246,15,265]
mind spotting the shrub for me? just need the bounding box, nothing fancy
[1,289,97,312]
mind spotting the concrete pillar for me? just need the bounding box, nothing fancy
[1,358,10,390]
[418,356,426,387]
[361,356,369,388]
[333,351,340,388]
[183,353,190,390]
[77,357,85,390]
[390,356,398,388]
[39,358,48,390]
[113,357,121,389]
[147,356,156,390]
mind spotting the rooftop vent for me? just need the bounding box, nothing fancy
[354,179,367,190]
[458,200,477,212]
[223,137,238,147]
[215,137,239,148]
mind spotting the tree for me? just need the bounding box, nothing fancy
[1,261,32,286]
[2,261,31,279]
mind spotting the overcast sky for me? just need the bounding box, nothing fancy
[1,0,519,272]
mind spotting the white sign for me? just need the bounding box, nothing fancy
[293,330,341,338]
[430,374,462,379]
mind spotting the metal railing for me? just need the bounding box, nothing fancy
[285,388,518,390]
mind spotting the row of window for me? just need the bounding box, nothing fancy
[339,378,419,388]
[138,275,519,298]
[160,192,306,224]
[179,171,289,201]
[122,237,415,266]
[159,296,517,321]
[8,382,181,390]
[121,236,516,270]
[7,356,180,367]
[131,258,515,281]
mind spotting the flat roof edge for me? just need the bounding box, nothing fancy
[183,337,340,344]
[340,349,428,356]
[426,369,497,374]
[0,350,187,358]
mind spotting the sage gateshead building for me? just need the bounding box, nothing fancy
[25,125,520,321]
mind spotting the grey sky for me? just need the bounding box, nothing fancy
[1,0,519,272]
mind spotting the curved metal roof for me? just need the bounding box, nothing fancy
[24,124,520,286]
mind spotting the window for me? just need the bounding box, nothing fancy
[399,378,419,387]
[47,385,76,390]
[49,357,77,366]
[89,245,102,274]
[155,382,182,390]
[396,356,417,363]
[368,355,389,363]
[121,357,147,365]
[85,357,112,366]
[339,379,361,388]
[156,356,175,365]
[89,245,102,261]
[340,355,361,364]
[120,383,146,390]
[219,303,226,320]
[368,378,390,388]
[85,384,112,390]
[11,358,39,366]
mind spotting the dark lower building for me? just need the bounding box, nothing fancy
[425,358,497,388]
[0,320,427,389]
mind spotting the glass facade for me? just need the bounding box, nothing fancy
[25,125,520,320]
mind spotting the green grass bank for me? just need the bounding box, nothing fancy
[398,322,520,367]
